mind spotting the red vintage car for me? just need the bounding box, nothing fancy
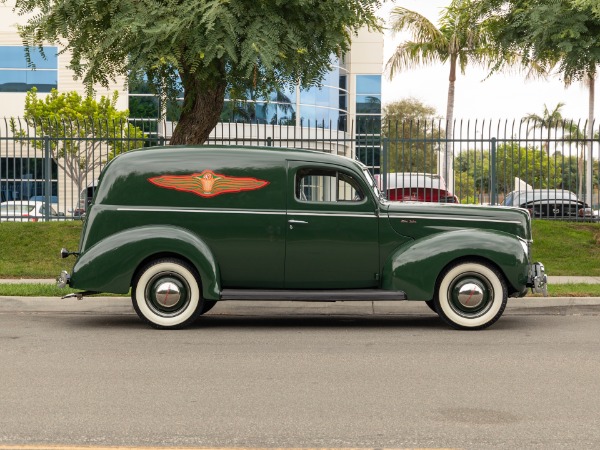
[383,173,459,203]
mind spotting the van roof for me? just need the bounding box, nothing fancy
[112,145,365,171]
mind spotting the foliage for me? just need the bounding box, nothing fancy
[479,0,600,83]
[383,98,443,173]
[387,0,497,128]
[11,0,381,144]
[571,0,600,18]
[11,88,145,195]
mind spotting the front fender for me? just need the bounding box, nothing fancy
[381,229,529,300]
[70,225,221,300]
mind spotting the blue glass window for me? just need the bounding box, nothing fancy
[356,95,382,114]
[0,46,58,92]
[0,46,58,69]
[0,70,57,93]
[356,75,381,95]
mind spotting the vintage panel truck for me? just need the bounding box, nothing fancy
[57,146,547,329]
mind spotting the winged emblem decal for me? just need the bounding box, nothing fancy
[149,170,269,198]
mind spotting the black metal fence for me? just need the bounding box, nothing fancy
[1,117,598,222]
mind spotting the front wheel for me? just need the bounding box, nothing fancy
[434,261,507,330]
[132,258,203,329]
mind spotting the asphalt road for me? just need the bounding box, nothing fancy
[1,297,600,449]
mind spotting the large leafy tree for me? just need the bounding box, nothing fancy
[478,0,600,202]
[386,0,496,191]
[11,0,381,145]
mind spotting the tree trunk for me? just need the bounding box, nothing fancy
[170,62,227,146]
[585,72,595,205]
[441,54,457,194]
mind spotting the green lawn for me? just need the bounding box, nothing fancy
[0,221,82,278]
[531,220,600,276]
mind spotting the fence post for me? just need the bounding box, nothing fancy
[44,135,51,221]
[382,137,388,197]
[490,137,497,205]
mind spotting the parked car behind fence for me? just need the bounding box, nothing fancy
[382,173,459,203]
[502,189,598,221]
[0,200,63,222]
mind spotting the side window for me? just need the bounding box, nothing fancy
[296,168,364,203]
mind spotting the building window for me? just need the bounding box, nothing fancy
[298,61,349,130]
[0,46,58,93]
[0,157,58,202]
[127,57,351,131]
[355,74,382,172]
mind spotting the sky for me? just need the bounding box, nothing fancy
[378,0,599,124]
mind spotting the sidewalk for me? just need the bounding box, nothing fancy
[2,276,600,284]
[0,295,599,316]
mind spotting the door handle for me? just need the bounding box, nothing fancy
[288,219,308,229]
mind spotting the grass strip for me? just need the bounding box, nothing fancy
[0,284,129,297]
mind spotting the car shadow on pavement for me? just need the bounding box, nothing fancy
[63,312,464,331]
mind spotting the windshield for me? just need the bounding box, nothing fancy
[362,169,383,200]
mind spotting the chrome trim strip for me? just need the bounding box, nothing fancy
[388,214,523,224]
[117,207,285,215]
[288,211,377,219]
[117,206,376,218]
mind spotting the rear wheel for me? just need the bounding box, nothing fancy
[132,258,203,329]
[434,261,507,330]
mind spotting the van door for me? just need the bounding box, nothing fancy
[284,162,380,289]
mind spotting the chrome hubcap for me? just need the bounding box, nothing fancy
[456,282,485,309]
[155,281,181,308]
[145,272,190,317]
[448,273,493,317]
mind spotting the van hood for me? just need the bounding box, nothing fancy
[382,201,532,242]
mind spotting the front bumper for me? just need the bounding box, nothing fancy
[528,262,548,296]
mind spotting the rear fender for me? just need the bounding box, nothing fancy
[70,226,221,300]
[381,229,529,300]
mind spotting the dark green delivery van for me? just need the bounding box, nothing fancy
[57,146,547,330]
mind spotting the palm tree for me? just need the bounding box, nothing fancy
[523,102,566,153]
[386,0,495,191]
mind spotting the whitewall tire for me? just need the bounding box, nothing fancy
[434,261,507,330]
[132,258,203,329]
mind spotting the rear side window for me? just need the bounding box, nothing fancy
[296,168,364,203]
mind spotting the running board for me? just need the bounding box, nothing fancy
[220,289,406,301]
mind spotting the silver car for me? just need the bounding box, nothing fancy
[0,200,60,222]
